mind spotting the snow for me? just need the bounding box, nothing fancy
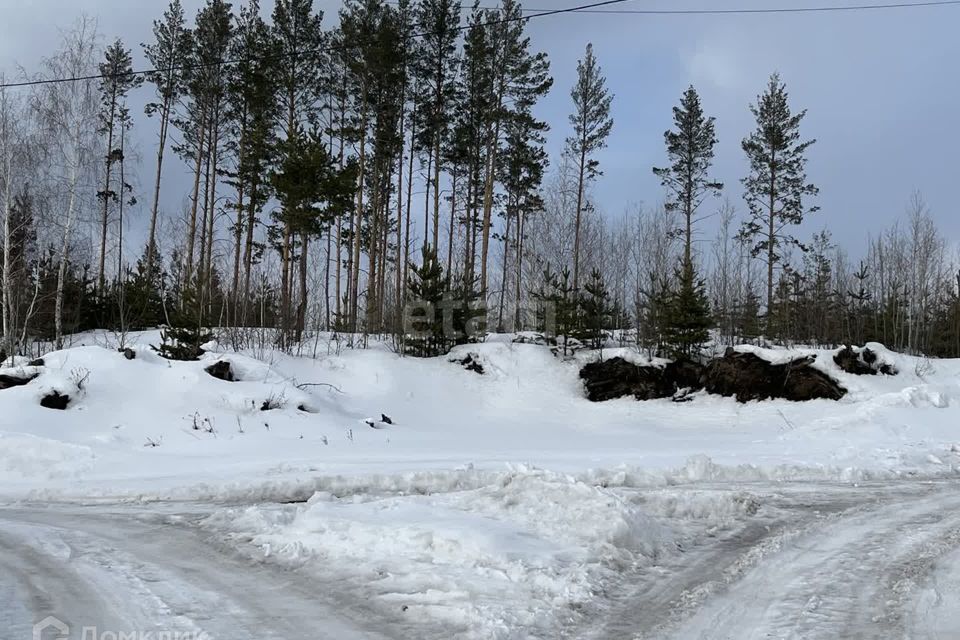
[3,331,959,497]
[4,331,960,635]
[204,469,684,638]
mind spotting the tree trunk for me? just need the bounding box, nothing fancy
[232,183,245,319]
[55,161,80,350]
[403,103,415,301]
[117,123,126,282]
[241,173,259,326]
[423,151,433,249]
[145,98,171,280]
[432,140,441,251]
[395,122,405,328]
[296,230,308,341]
[324,227,332,331]
[464,175,476,286]
[281,223,292,338]
[198,129,212,296]
[366,164,381,331]
[1,102,11,356]
[98,102,116,294]
[572,146,587,290]
[447,168,456,278]
[205,115,220,301]
[497,197,511,331]
[350,99,367,331]
[335,211,343,327]
[479,131,499,295]
[185,121,207,284]
[767,154,776,316]
[514,206,526,330]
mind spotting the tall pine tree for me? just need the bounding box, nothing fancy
[566,42,613,290]
[96,40,142,293]
[653,86,722,271]
[740,72,819,317]
[142,0,191,282]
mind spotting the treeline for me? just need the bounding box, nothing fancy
[0,0,958,360]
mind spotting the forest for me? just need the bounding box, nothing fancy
[0,0,958,360]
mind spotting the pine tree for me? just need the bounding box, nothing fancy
[96,39,142,293]
[652,86,723,271]
[737,291,762,344]
[124,241,167,330]
[175,0,232,291]
[405,244,448,357]
[154,273,213,361]
[578,268,611,350]
[477,0,551,296]
[532,265,578,355]
[663,263,712,359]
[413,0,461,252]
[447,273,484,346]
[492,3,552,325]
[226,0,277,324]
[499,104,548,331]
[271,128,357,342]
[848,260,871,345]
[271,0,325,338]
[452,5,495,289]
[339,0,405,332]
[740,73,819,316]
[142,0,191,281]
[359,4,405,332]
[566,43,613,289]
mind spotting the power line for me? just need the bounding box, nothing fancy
[4,0,956,90]
[0,0,634,90]
[390,0,960,14]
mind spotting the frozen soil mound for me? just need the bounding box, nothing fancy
[581,348,846,403]
[834,345,898,375]
[703,348,846,402]
[580,357,702,401]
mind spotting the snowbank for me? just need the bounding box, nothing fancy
[1,334,959,499]
[202,468,680,638]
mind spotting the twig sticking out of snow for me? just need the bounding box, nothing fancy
[296,382,344,394]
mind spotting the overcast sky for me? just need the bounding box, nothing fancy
[1,0,958,259]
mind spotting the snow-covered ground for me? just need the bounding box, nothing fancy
[3,331,960,638]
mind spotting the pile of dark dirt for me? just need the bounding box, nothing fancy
[702,348,846,402]
[205,360,235,381]
[833,345,897,376]
[582,348,847,403]
[451,353,485,375]
[580,357,704,402]
[0,371,40,390]
[40,391,70,410]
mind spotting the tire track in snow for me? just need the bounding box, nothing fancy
[0,505,409,640]
[654,483,960,640]
[907,545,960,639]
[582,486,868,640]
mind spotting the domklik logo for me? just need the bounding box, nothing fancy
[33,616,69,640]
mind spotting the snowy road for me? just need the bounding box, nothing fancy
[4,480,960,640]
[584,480,960,640]
[0,504,404,640]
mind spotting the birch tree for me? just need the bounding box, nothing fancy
[31,17,101,348]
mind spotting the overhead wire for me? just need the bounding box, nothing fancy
[0,0,635,89]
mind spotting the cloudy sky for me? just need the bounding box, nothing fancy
[1,0,958,258]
